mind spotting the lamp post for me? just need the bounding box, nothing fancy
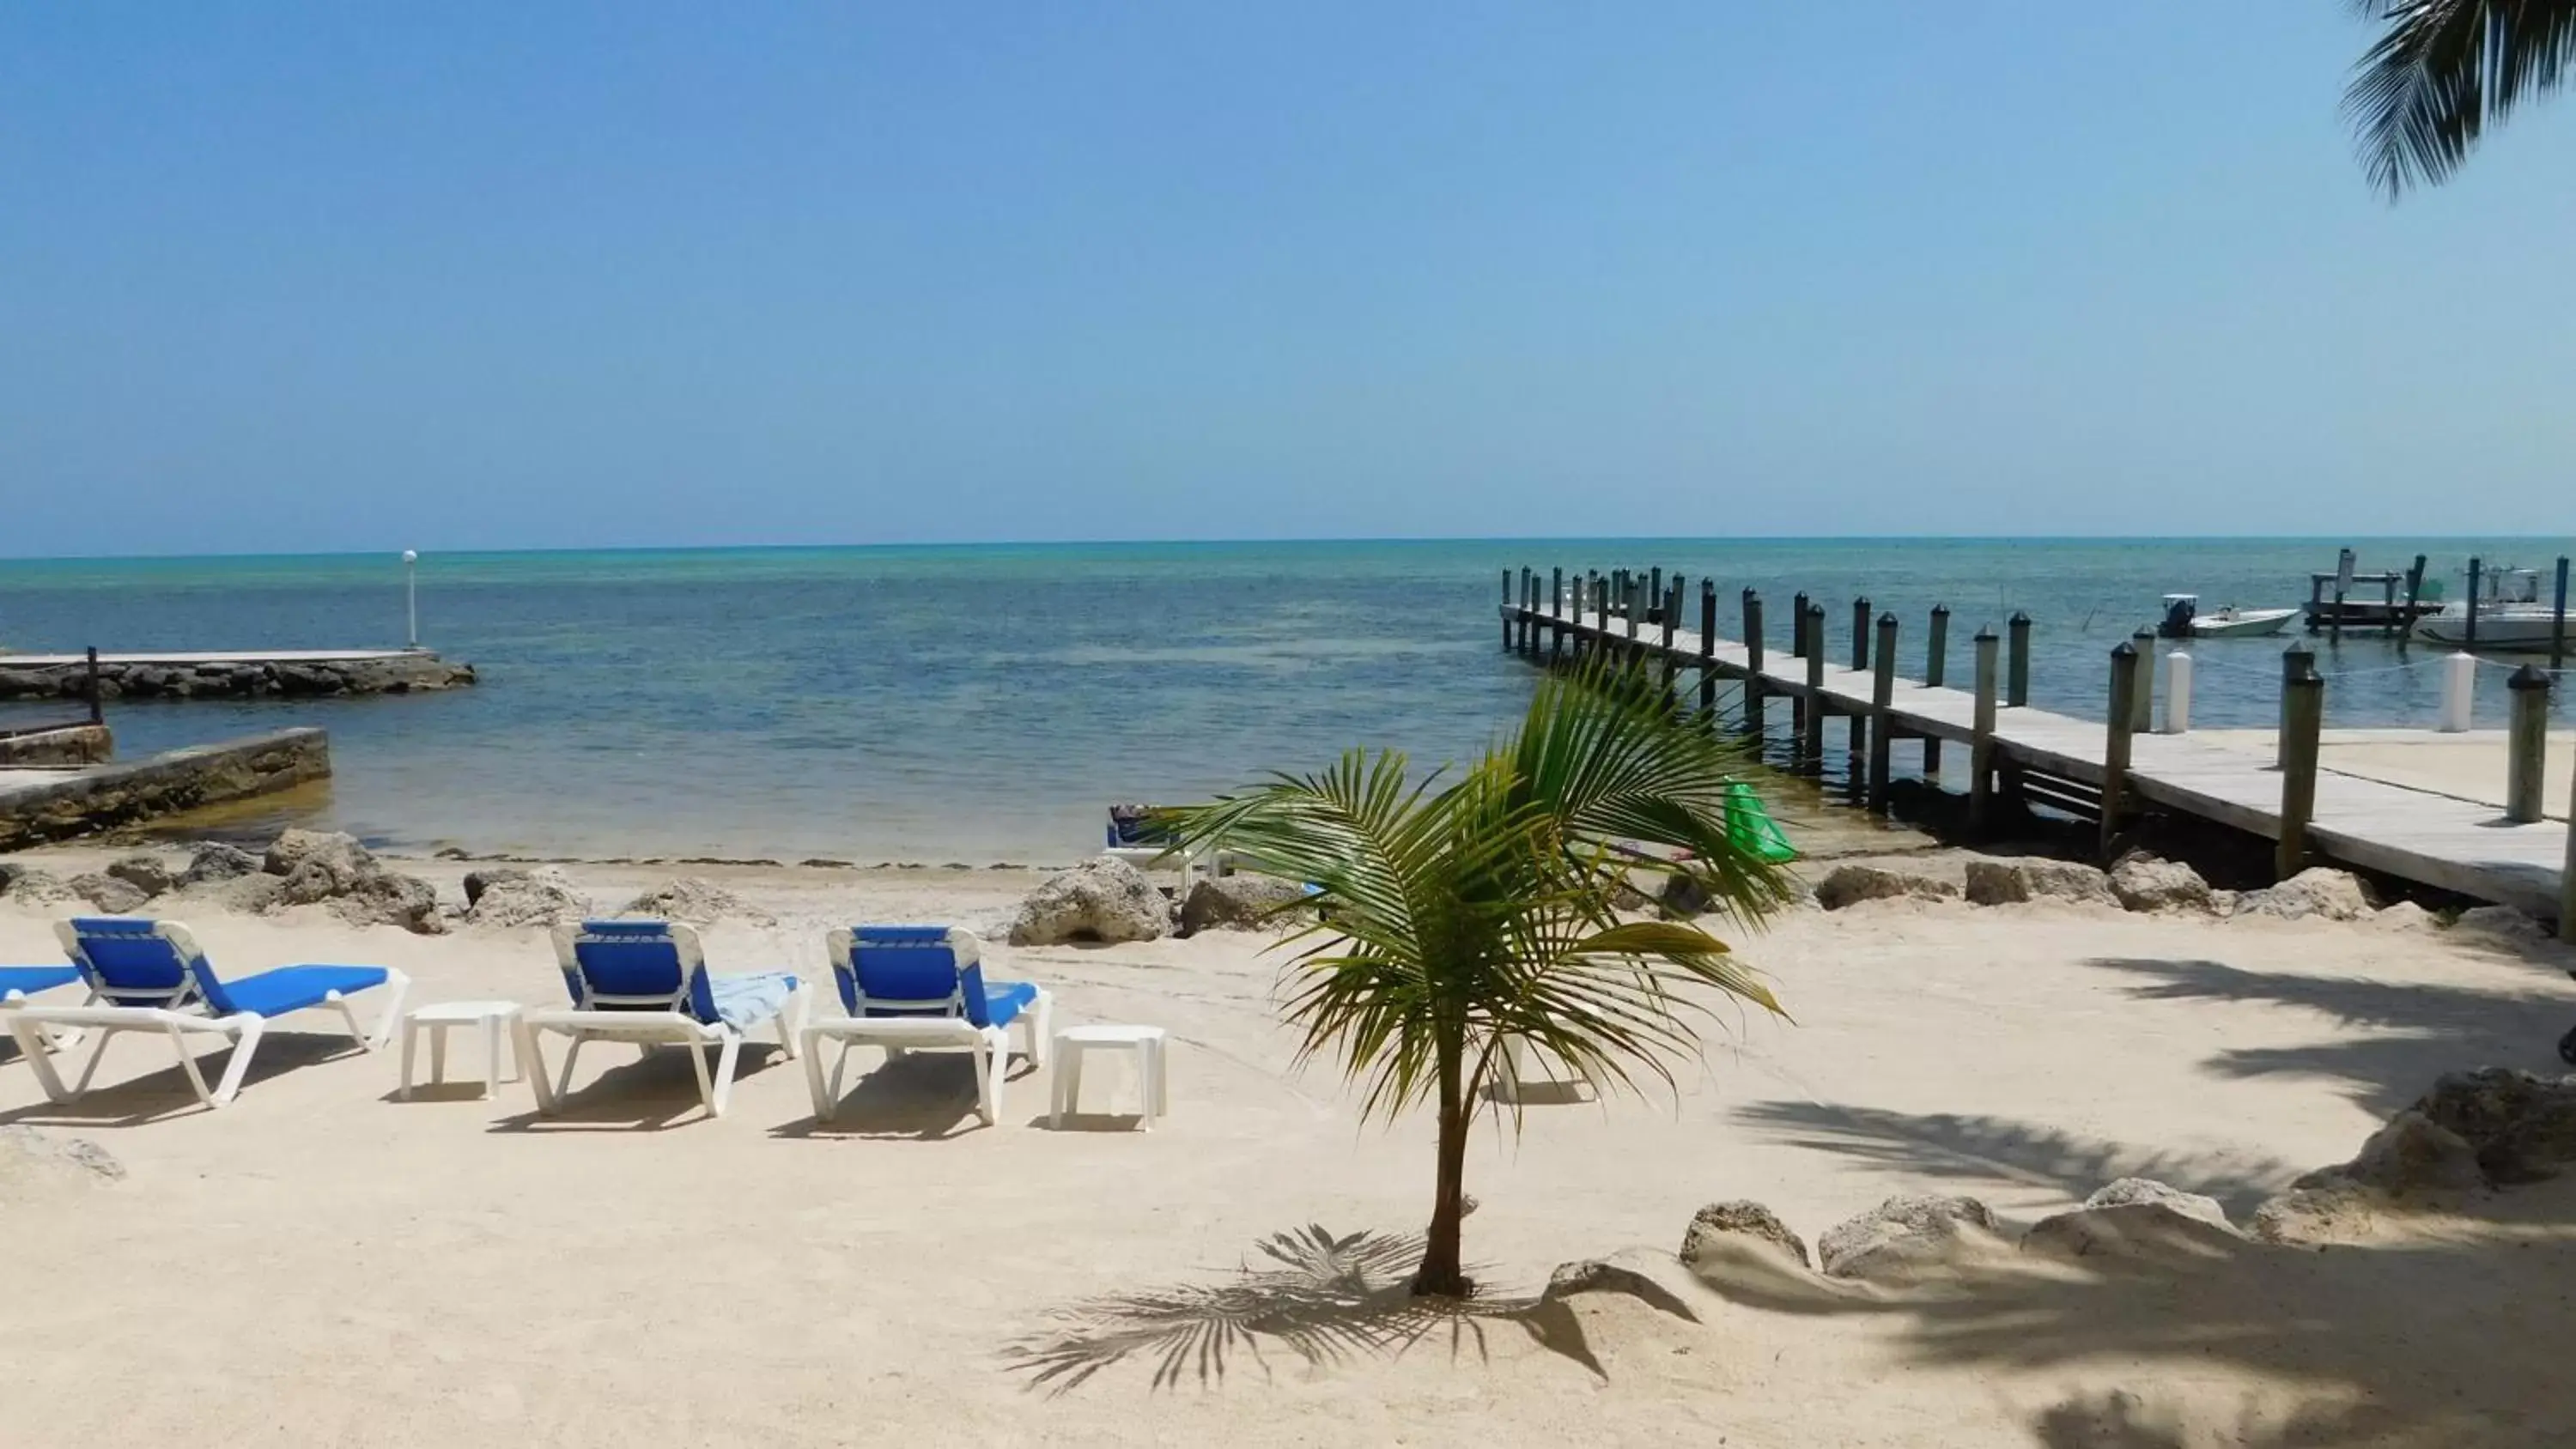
[403,549,419,649]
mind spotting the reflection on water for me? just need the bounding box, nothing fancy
[3,538,2566,860]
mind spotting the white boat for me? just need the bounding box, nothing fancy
[2414,567,2567,652]
[2156,595,2297,640]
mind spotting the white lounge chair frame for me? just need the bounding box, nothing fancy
[516,921,809,1120]
[3,921,408,1109]
[801,927,1052,1127]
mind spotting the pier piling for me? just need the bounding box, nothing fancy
[1851,597,1871,672]
[1868,613,1899,811]
[2278,643,2313,765]
[84,647,103,725]
[1923,605,1949,774]
[2162,652,2193,734]
[2276,658,2325,880]
[1741,590,1765,744]
[1970,628,1999,834]
[2007,612,2031,707]
[2129,628,2156,736]
[2467,557,2483,652]
[2103,644,2140,856]
[1802,603,1827,773]
[1698,580,1717,719]
[2554,557,2570,674]
[2507,666,2552,825]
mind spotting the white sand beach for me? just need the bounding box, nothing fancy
[3,852,2575,1446]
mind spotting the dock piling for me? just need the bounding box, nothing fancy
[2553,557,2569,674]
[2563,765,2576,941]
[1549,567,1564,660]
[2439,652,2475,732]
[1970,628,1998,833]
[1923,605,1949,774]
[1660,579,1680,694]
[2007,612,2031,707]
[2402,555,2427,645]
[2506,666,2551,824]
[2162,652,2193,734]
[2129,628,2156,735]
[1698,580,1717,719]
[84,646,103,725]
[2277,643,2313,766]
[1801,603,1827,773]
[1501,570,1513,650]
[1851,597,1871,672]
[2103,644,2140,856]
[2467,557,2482,651]
[2276,659,2325,881]
[1868,613,1899,811]
[1741,590,1765,743]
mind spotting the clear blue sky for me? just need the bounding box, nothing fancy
[4,3,2570,556]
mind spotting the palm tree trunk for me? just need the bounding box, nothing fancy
[1413,1031,1473,1298]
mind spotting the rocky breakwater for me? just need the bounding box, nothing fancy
[0,651,474,701]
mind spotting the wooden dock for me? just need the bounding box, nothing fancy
[1499,572,2573,925]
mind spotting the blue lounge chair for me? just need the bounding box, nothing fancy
[517,919,808,1120]
[801,926,1051,1126]
[3,919,409,1109]
[0,963,90,1060]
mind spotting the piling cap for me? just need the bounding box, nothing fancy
[1974,627,1998,641]
[2009,610,2031,624]
[1878,611,1899,627]
[2509,664,2553,691]
[2111,641,2137,658]
[1931,602,1950,615]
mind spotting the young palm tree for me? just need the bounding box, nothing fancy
[1157,659,1797,1298]
[2349,1,2576,197]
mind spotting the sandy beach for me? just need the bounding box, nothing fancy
[5,846,2573,1446]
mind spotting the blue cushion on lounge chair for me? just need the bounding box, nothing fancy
[841,925,1033,1029]
[64,918,191,1006]
[562,920,796,1029]
[212,965,392,1019]
[0,966,82,997]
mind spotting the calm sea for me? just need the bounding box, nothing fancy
[1,539,2567,861]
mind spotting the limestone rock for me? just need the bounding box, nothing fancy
[178,842,263,888]
[331,870,446,934]
[263,829,376,893]
[68,872,150,914]
[1679,1199,1810,1269]
[208,872,286,915]
[1963,857,2117,907]
[2234,867,2373,923]
[2451,904,2554,948]
[1538,1251,1704,1319]
[2368,900,2438,933]
[1007,856,1172,946]
[0,862,76,906]
[1815,1193,2002,1282]
[2408,1067,2576,1185]
[1179,875,1312,934]
[462,866,528,907]
[2107,852,2214,913]
[103,853,175,898]
[2022,1179,2242,1264]
[2251,1180,2382,1246]
[620,876,772,926]
[2081,1177,2234,1228]
[1814,864,1959,912]
[464,867,591,929]
[2329,1110,2488,1195]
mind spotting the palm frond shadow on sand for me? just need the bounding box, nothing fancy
[1000,1224,1685,1394]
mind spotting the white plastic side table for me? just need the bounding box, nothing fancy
[1048,1024,1169,1131]
[399,1000,523,1100]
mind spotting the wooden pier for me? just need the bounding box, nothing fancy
[1498,568,2574,928]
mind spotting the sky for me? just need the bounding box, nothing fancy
[3,3,2571,556]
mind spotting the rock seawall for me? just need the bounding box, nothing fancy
[0,729,330,850]
[0,653,473,701]
[0,724,112,767]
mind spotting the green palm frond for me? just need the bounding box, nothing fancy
[2348,0,2576,197]
[1154,653,1795,1296]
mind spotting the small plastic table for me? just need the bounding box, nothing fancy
[1048,1024,1169,1131]
[399,1000,523,1100]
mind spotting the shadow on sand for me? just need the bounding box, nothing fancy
[999,1224,1693,1394]
[2085,955,2571,1116]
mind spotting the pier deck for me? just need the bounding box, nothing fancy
[1510,599,2572,919]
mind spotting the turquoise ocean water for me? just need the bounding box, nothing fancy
[1,538,2568,862]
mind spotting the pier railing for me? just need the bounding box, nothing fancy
[1501,566,2574,937]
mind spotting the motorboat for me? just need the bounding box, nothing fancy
[2414,567,2568,652]
[2158,595,2298,640]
